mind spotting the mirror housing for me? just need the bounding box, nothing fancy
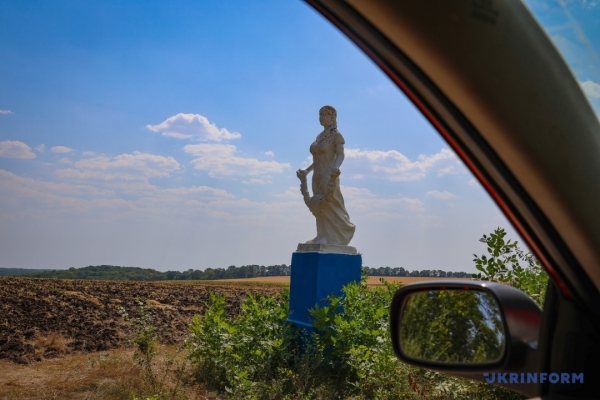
[399,289,506,365]
[390,280,542,397]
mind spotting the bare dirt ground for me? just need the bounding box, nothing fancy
[0,275,471,399]
[0,277,284,364]
[214,276,467,286]
[0,275,467,365]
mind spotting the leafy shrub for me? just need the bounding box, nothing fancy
[309,279,521,400]
[186,291,297,398]
[472,227,548,306]
[186,280,521,399]
[184,227,542,399]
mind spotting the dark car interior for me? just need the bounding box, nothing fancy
[305,1,600,398]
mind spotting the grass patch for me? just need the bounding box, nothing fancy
[0,347,213,400]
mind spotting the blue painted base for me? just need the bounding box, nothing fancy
[288,252,362,332]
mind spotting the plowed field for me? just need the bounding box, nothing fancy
[214,276,466,285]
[0,277,284,364]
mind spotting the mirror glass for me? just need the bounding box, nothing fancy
[399,289,505,364]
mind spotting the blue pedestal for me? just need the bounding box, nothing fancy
[288,252,362,333]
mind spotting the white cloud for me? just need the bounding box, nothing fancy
[581,0,598,9]
[82,151,95,157]
[243,178,272,185]
[146,113,241,141]
[57,168,137,181]
[345,148,464,181]
[0,110,13,115]
[343,186,424,212]
[53,151,182,189]
[357,211,404,221]
[0,169,115,199]
[70,151,181,179]
[265,151,274,157]
[467,178,479,187]
[348,173,364,180]
[276,185,425,219]
[581,80,600,100]
[0,169,133,214]
[184,143,289,177]
[426,190,456,200]
[342,186,377,199]
[35,144,46,153]
[50,146,74,153]
[0,141,36,159]
[0,162,245,220]
[158,186,234,198]
[274,186,303,200]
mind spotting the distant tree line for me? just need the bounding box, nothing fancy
[7,264,291,281]
[0,268,53,276]
[14,265,165,281]
[1,264,470,281]
[165,264,291,280]
[362,266,470,278]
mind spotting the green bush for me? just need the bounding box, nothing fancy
[186,291,298,397]
[308,279,410,398]
[185,279,521,399]
[184,227,544,399]
[472,227,548,306]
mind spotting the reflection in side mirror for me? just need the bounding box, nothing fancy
[399,289,506,365]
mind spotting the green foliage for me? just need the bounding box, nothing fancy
[362,267,470,278]
[400,290,504,364]
[0,268,52,276]
[0,268,53,276]
[25,265,168,281]
[186,291,297,398]
[308,281,519,399]
[308,280,413,398]
[176,227,547,398]
[185,281,521,399]
[472,227,549,306]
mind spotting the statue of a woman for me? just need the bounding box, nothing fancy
[296,106,356,246]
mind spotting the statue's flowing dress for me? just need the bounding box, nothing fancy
[309,129,356,245]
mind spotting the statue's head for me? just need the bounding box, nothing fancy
[319,105,337,128]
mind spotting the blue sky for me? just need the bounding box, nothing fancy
[0,1,598,272]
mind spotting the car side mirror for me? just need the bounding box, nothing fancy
[399,289,506,365]
[390,280,542,397]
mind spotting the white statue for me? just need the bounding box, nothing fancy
[296,106,356,247]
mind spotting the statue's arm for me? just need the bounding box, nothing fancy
[297,163,314,179]
[333,147,344,171]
